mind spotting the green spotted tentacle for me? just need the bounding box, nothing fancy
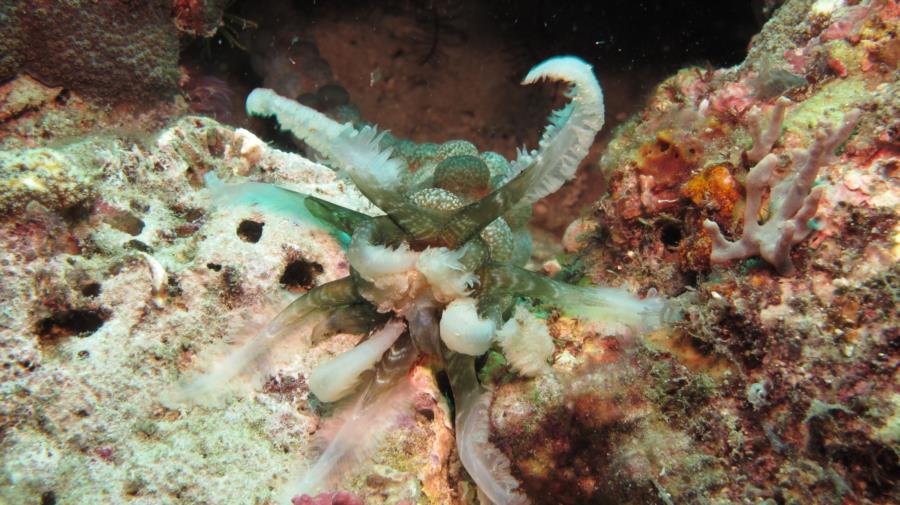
[481,151,512,187]
[510,229,533,266]
[436,140,478,160]
[433,155,491,197]
[385,204,449,246]
[456,238,490,273]
[304,196,371,236]
[480,219,515,262]
[439,157,541,247]
[409,188,514,261]
[409,187,464,214]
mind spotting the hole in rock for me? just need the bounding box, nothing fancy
[660,223,683,247]
[280,258,323,291]
[36,308,108,345]
[237,219,264,243]
[81,282,102,297]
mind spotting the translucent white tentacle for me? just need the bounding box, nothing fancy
[512,56,605,206]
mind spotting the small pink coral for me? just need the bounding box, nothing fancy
[291,491,364,505]
[783,48,809,74]
[709,82,755,117]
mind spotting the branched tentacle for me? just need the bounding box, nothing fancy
[175,277,365,399]
[482,264,664,331]
[439,58,604,247]
[304,196,372,236]
[282,331,419,501]
[247,89,347,155]
[247,89,413,223]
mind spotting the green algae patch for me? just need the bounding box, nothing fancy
[783,77,869,135]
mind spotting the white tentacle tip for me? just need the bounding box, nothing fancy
[522,56,595,86]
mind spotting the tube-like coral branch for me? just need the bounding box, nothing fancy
[704,109,861,275]
[747,97,791,163]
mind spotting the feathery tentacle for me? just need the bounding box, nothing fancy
[512,56,605,206]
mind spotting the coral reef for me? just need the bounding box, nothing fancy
[0,1,179,101]
[0,75,186,151]
[0,147,99,215]
[0,117,454,504]
[0,0,897,504]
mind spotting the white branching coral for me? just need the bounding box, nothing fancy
[704,108,861,275]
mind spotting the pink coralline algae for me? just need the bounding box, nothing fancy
[291,491,364,505]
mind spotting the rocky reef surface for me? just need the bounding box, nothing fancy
[0,1,897,504]
[0,114,458,504]
[495,1,899,504]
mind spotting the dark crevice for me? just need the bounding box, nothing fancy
[80,282,102,297]
[36,308,108,345]
[279,258,323,291]
[236,219,264,243]
[660,223,683,247]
